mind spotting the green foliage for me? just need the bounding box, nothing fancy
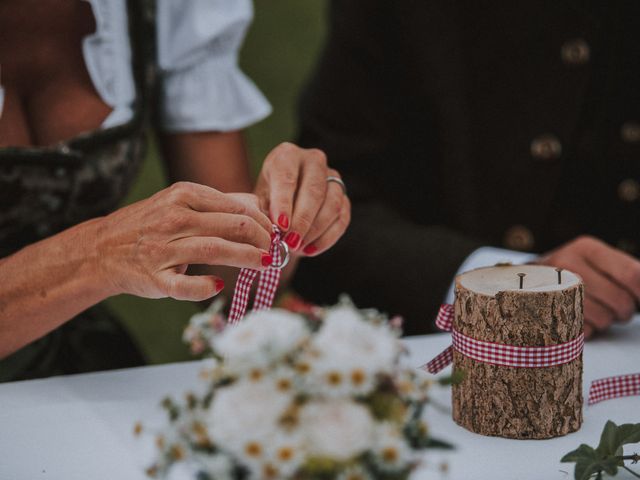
[437,369,466,386]
[561,421,640,480]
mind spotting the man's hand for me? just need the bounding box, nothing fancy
[536,236,640,338]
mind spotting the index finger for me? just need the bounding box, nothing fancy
[264,143,302,231]
[179,183,273,235]
[584,237,640,301]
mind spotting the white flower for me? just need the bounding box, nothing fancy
[211,310,309,374]
[300,399,375,461]
[265,431,306,477]
[312,306,400,376]
[304,356,376,398]
[207,380,293,460]
[371,422,414,472]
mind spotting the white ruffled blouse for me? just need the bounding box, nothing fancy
[0,0,271,133]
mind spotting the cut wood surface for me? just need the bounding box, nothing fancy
[452,265,584,439]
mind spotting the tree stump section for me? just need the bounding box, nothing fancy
[451,265,584,439]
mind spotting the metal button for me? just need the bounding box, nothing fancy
[561,38,590,66]
[618,178,640,202]
[621,122,640,143]
[530,134,562,161]
[504,225,535,251]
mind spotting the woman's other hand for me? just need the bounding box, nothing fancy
[254,142,351,257]
[96,182,273,301]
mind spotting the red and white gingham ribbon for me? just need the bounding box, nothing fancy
[422,304,584,373]
[228,226,283,324]
[588,373,640,405]
[424,304,640,406]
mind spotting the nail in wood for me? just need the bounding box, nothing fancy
[556,268,563,285]
[517,272,526,289]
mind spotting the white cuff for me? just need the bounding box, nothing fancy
[444,247,538,304]
[159,56,272,132]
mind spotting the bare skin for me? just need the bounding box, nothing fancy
[0,1,350,358]
[536,236,640,338]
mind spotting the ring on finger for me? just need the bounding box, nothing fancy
[326,176,347,195]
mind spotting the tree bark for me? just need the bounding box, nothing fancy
[451,266,584,439]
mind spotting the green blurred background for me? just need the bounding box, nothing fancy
[107,1,327,364]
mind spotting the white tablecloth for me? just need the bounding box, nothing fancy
[1,317,639,480]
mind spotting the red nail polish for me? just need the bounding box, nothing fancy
[285,232,302,250]
[261,253,273,267]
[303,244,318,255]
[278,214,289,230]
[215,279,225,292]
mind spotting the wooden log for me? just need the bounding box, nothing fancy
[451,265,584,439]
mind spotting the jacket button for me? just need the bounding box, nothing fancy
[530,134,562,161]
[561,38,590,66]
[621,122,640,143]
[504,225,535,251]
[618,179,640,202]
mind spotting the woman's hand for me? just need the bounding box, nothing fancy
[254,142,351,256]
[96,182,273,301]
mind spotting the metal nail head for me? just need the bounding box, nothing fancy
[517,272,526,289]
[555,268,563,285]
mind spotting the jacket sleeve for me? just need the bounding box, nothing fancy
[291,0,482,334]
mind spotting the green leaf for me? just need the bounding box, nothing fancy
[596,421,620,457]
[600,457,620,476]
[614,423,640,447]
[437,369,465,386]
[596,422,640,457]
[420,437,454,449]
[563,421,640,480]
[575,457,606,480]
[561,444,597,463]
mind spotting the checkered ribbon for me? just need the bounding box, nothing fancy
[228,226,283,324]
[588,373,640,405]
[422,304,584,374]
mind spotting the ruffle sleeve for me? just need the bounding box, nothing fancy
[156,0,271,132]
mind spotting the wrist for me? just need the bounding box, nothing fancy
[78,215,123,298]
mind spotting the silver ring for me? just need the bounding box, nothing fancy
[326,176,347,195]
[270,240,290,270]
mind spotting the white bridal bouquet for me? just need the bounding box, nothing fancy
[140,298,450,480]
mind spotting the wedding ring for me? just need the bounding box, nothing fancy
[270,240,290,270]
[326,176,347,195]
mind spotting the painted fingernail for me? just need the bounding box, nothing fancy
[303,244,318,255]
[215,279,225,292]
[261,252,273,267]
[278,214,289,230]
[284,231,302,250]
